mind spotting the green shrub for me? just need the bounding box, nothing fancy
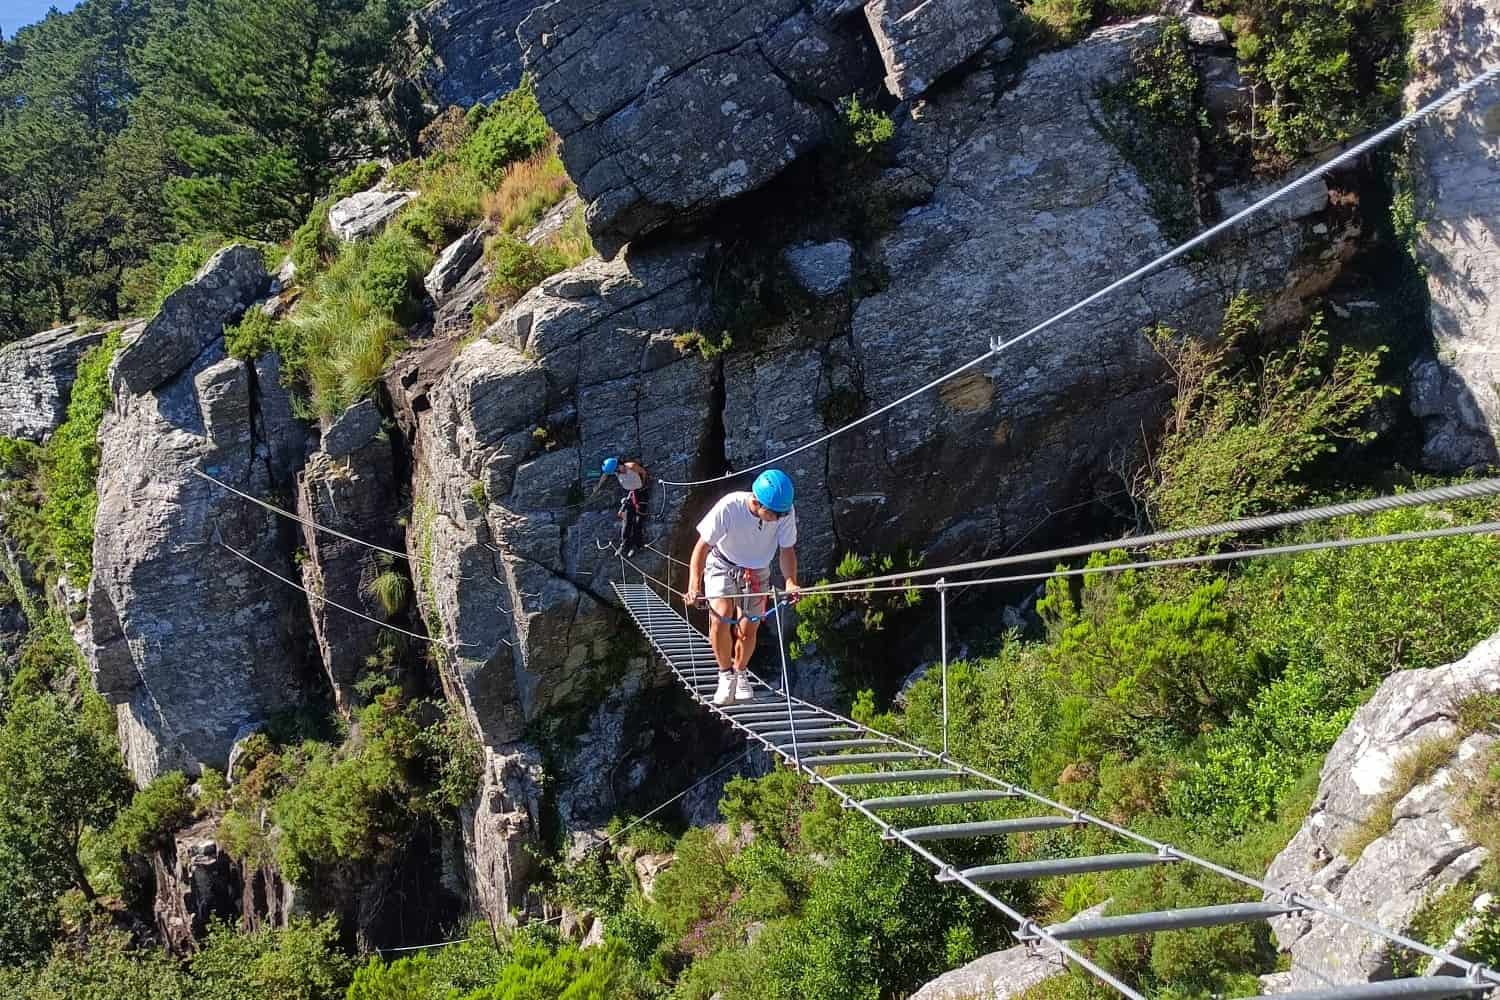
[839,96,894,153]
[269,690,447,882]
[669,329,733,361]
[189,917,353,1000]
[333,162,383,200]
[347,954,435,1000]
[484,235,567,308]
[1147,307,1393,531]
[104,771,194,858]
[359,231,429,321]
[395,163,488,250]
[366,569,409,619]
[0,928,188,1000]
[459,80,552,185]
[225,307,282,361]
[789,550,924,698]
[292,199,338,278]
[1207,0,1420,164]
[546,852,633,919]
[464,938,626,1000]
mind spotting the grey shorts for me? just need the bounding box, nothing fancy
[704,551,770,619]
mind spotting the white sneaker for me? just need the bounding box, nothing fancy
[734,672,755,703]
[712,672,735,706]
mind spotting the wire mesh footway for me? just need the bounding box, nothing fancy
[613,581,1500,1000]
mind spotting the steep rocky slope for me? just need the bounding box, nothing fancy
[1266,631,1499,988]
[87,248,313,784]
[1406,0,1500,470]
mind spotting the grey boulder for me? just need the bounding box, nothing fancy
[328,189,419,243]
[519,0,879,257]
[784,240,853,297]
[0,321,112,441]
[425,229,487,303]
[863,0,1008,99]
[113,246,269,395]
[1265,630,1500,988]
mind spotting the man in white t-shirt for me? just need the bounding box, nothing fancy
[684,469,802,705]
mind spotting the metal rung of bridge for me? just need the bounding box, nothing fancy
[612,580,1500,1000]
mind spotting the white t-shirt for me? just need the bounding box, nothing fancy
[696,491,797,569]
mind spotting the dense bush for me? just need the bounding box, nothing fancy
[280,235,431,418]
[459,81,552,186]
[359,231,429,322]
[215,689,479,884]
[1147,303,1392,531]
[1206,0,1425,164]
[0,692,130,962]
[483,235,569,310]
[790,551,924,699]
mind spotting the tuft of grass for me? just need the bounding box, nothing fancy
[672,329,734,361]
[394,162,488,251]
[365,570,409,619]
[484,140,573,235]
[282,234,431,418]
[1344,736,1460,860]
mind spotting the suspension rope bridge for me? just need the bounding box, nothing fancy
[612,560,1500,1000]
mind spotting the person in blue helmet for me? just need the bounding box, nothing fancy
[591,456,649,555]
[684,469,801,705]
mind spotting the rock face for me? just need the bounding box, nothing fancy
[0,321,111,441]
[426,229,486,302]
[328,189,419,242]
[1265,630,1500,988]
[784,240,854,297]
[405,243,717,921]
[518,0,881,257]
[404,0,537,110]
[113,246,269,395]
[153,818,242,954]
[87,250,312,784]
[863,0,1008,100]
[1405,0,1500,470]
[297,399,405,712]
[724,19,1322,574]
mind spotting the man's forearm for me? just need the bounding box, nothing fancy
[779,548,799,589]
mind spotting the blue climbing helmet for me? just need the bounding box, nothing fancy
[602,457,619,475]
[752,469,794,514]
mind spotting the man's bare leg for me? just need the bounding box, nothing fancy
[709,598,737,671]
[733,619,760,672]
